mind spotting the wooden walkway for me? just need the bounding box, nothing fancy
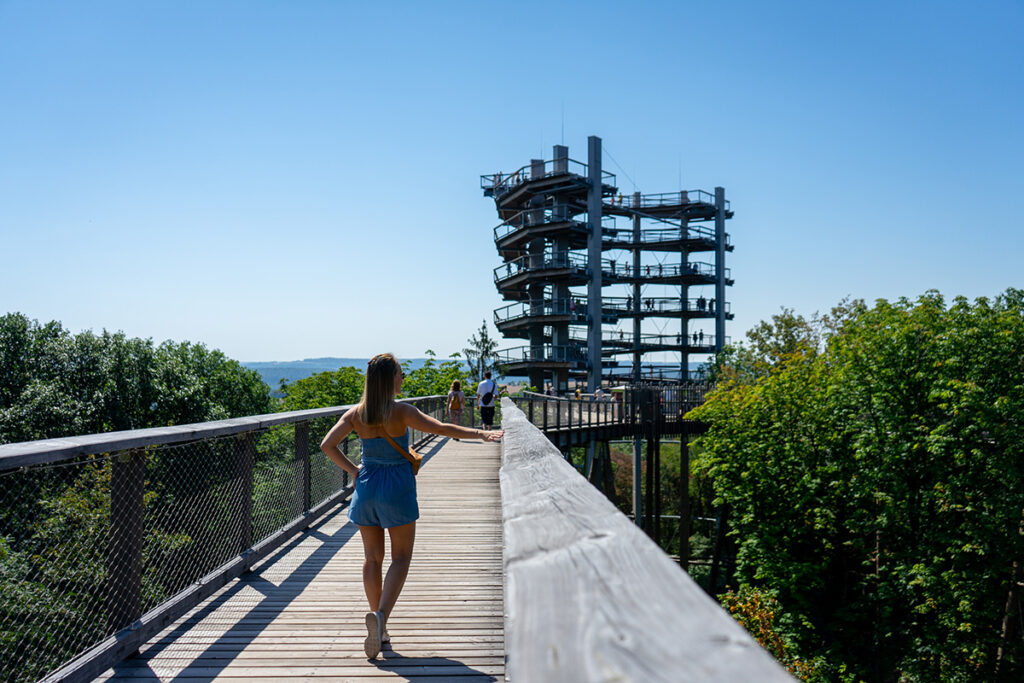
[97,437,505,682]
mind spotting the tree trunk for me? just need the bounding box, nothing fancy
[995,559,1022,675]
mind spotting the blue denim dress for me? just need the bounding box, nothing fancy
[347,430,419,528]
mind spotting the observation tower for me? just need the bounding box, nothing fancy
[481,136,734,393]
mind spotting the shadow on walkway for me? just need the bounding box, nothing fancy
[417,434,449,465]
[110,435,486,681]
[109,503,358,680]
[372,650,499,682]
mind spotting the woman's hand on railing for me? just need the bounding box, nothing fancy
[481,430,504,442]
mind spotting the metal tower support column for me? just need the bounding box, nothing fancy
[552,145,571,394]
[680,193,690,380]
[585,437,596,479]
[586,136,603,391]
[527,158,546,390]
[632,191,642,384]
[679,424,691,571]
[633,435,643,526]
[714,186,726,353]
[553,144,568,174]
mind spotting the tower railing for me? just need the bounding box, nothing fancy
[603,296,732,315]
[494,299,585,325]
[601,222,731,248]
[494,251,725,286]
[480,158,616,197]
[602,260,731,281]
[494,297,732,327]
[493,250,589,284]
[512,384,714,426]
[493,208,586,243]
[623,189,731,211]
[598,331,731,350]
[496,344,586,366]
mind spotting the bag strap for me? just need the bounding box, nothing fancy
[380,430,418,468]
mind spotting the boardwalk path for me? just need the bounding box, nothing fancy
[99,437,505,682]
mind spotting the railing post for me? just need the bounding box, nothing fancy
[529,398,534,424]
[709,505,730,594]
[239,433,255,550]
[296,421,310,514]
[107,448,145,634]
[679,422,691,572]
[543,398,548,431]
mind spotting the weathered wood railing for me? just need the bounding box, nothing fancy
[0,395,453,683]
[499,398,793,681]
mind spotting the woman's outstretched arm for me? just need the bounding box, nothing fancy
[320,408,361,477]
[398,403,503,441]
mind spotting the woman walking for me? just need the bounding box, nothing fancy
[447,380,465,429]
[320,353,503,659]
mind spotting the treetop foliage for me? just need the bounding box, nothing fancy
[690,289,1024,681]
[276,365,364,412]
[0,313,272,444]
[399,350,470,398]
[463,320,499,382]
[275,350,472,413]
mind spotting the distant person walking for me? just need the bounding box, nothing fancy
[320,354,503,659]
[447,380,465,429]
[476,371,497,430]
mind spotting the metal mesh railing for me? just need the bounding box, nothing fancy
[0,396,445,683]
[512,384,713,433]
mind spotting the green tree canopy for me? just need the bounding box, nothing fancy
[690,290,1024,682]
[463,320,499,382]
[0,313,271,444]
[277,366,365,411]
[400,350,469,398]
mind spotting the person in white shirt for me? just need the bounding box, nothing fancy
[476,371,497,429]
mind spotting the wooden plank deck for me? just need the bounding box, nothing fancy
[97,436,505,682]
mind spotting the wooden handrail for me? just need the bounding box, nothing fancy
[498,398,793,682]
[0,395,447,470]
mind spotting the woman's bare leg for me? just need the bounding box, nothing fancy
[358,525,386,611]
[379,522,416,622]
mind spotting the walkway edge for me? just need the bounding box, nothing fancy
[498,398,793,682]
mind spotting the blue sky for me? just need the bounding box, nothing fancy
[1,1,1021,362]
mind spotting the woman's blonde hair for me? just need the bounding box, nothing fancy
[451,380,461,392]
[358,353,401,426]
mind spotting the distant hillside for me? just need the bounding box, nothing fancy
[243,357,708,394]
[242,357,458,392]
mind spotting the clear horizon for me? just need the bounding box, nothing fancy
[2,1,1021,363]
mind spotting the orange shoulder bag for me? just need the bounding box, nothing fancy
[381,431,423,476]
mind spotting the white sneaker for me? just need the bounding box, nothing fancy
[363,611,382,658]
